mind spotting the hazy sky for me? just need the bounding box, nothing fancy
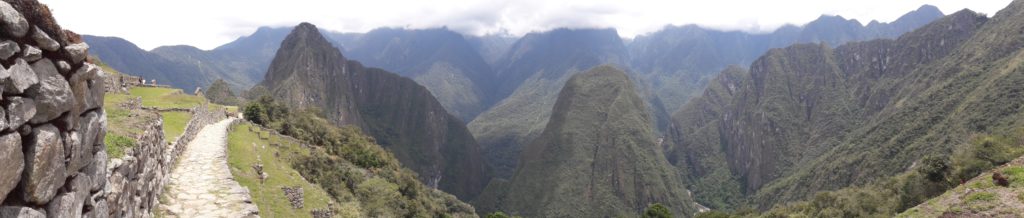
[47,0,1012,50]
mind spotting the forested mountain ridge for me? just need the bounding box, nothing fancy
[664,3,1024,211]
[477,65,697,217]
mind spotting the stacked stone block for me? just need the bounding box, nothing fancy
[0,0,108,217]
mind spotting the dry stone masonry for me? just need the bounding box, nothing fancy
[0,0,109,217]
[104,104,226,218]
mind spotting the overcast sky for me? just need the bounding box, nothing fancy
[46,0,1011,50]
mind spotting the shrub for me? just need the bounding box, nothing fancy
[694,210,730,218]
[643,203,673,218]
[486,212,512,218]
[918,155,951,182]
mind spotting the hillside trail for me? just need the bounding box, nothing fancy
[160,118,260,217]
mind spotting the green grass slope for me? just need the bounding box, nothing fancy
[227,122,339,217]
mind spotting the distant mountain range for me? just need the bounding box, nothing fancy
[82,4,967,214]
[628,4,945,112]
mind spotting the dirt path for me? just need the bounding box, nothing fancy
[160,118,259,217]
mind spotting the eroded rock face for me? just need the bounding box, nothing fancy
[21,124,67,204]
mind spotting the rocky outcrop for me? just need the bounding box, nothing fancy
[104,105,225,218]
[0,1,109,218]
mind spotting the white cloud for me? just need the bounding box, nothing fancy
[45,0,1012,50]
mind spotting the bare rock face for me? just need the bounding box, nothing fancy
[20,124,67,204]
[6,96,36,129]
[5,58,37,94]
[28,58,73,124]
[0,1,29,37]
[0,133,23,203]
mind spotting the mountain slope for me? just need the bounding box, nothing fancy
[83,35,208,89]
[468,28,630,178]
[343,28,496,121]
[84,29,287,91]
[628,5,945,112]
[482,65,696,217]
[664,5,1023,210]
[259,22,490,200]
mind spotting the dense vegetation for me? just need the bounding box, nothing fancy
[242,96,477,217]
[751,131,1024,217]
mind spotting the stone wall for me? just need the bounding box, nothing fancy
[104,104,225,218]
[0,0,109,217]
[100,72,141,94]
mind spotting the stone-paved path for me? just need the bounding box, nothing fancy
[160,118,259,217]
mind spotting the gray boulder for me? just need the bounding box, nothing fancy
[22,45,41,62]
[28,58,73,124]
[0,133,23,203]
[79,111,102,149]
[86,150,108,192]
[65,131,92,175]
[46,173,91,218]
[0,40,19,59]
[70,64,103,115]
[0,206,45,218]
[6,96,36,129]
[0,107,6,130]
[0,1,29,37]
[31,27,60,51]
[65,43,89,64]
[5,58,38,94]
[20,124,66,204]
[56,60,71,74]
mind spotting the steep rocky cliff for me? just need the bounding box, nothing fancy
[481,65,696,217]
[260,23,490,200]
[0,0,108,216]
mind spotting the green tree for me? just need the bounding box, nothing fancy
[485,212,511,218]
[643,203,673,218]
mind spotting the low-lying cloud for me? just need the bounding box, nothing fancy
[47,0,1011,50]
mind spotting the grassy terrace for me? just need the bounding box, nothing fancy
[227,122,336,217]
[129,87,208,109]
[103,86,210,158]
